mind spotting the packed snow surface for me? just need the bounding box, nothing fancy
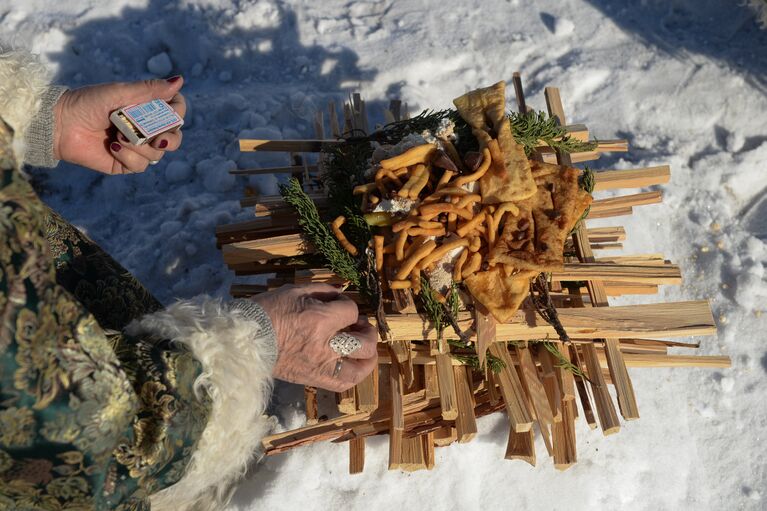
[2,0,766,509]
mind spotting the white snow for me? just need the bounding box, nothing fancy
[3,0,767,509]
[147,51,173,76]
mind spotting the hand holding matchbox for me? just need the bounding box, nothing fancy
[110,99,184,146]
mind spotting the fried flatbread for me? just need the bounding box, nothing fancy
[464,267,532,323]
[453,81,536,202]
[489,161,592,272]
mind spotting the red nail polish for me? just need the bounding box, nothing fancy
[111,142,122,152]
[158,139,168,149]
[166,75,181,83]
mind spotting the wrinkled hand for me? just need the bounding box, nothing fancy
[252,283,379,392]
[53,77,186,174]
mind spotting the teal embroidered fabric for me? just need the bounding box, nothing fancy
[0,118,211,510]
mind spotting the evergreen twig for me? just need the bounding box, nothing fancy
[529,272,594,384]
[510,111,598,156]
[419,279,503,372]
[419,277,448,341]
[541,341,588,380]
[279,178,363,289]
[448,339,505,374]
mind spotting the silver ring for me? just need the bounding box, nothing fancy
[333,359,344,378]
[329,332,362,357]
[149,160,160,165]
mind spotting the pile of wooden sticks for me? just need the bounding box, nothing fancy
[216,75,729,473]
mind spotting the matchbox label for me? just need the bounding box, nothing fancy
[123,99,183,138]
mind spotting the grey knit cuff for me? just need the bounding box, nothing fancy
[24,85,68,168]
[227,299,278,364]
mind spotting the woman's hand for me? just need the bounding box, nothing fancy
[252,284,379,392]
[53,77,186,174]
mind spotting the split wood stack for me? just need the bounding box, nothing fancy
[216,77,729,473]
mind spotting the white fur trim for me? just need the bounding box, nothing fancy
[126,297,277,511]
[0,47,51,163]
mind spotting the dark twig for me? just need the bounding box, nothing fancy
[530,272,595,385]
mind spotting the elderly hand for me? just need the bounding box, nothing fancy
[252,283,379,392]
[53,77,186,174]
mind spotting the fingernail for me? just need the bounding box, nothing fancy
[110,142,122,152]
[158,139,168,149]
[166,75,182,83]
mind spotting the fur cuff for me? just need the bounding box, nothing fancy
[126,297,278,511]
[0,48,55,164]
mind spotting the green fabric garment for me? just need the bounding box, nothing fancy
[0,119,211,509]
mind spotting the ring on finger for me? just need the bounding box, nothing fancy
[148,160,160,165]
[332,359,344,378]
[329,332,362,357]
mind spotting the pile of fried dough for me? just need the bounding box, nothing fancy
[332,81,592,323]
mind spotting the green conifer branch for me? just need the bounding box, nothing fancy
[509,111,598,156]
[279,177,362,288]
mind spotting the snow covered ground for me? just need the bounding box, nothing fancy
[2,0,766,509]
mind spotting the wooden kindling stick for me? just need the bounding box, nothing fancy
[546,87,640,426]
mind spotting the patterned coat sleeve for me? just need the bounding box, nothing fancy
[0,49,278,510]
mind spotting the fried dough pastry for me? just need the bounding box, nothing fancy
[453,81,536,202]
[489,161,592,272]
[464,267,536,323]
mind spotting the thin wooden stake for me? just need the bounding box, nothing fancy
[475,305,496,372]
[505,428,536,466]
[435,353,459,420]
[512,72,528,114]
[553,399,577,470]
[516,346,554,455]
[424,432,436,469]
[355,367,379,412]
[397,435,428,472]
[350,437,365,474]
[388,348,405,470]
[304,386,318,425]
[453,366,478,443]
[433,427,458,447]
[536,348,563,422]
[328,101,341,138]
[489,343,534,432]
[582,343,621,435]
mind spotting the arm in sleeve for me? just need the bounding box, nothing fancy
[0,46,67,167]
[1,47,280,510]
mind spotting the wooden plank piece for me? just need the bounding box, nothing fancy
[581,343,621,435]
[371,300,717,341]
[453,366,478,443]
[355,367,379,412]
[397,435,428,472]
[435,353,459,420]
[516,346,554,455]
[337,388,356,414]
[489,343,534,432]
[593,165,671,191]
[433,427,458,447]
[304,386,318,425]
[238,139,343,152]
[590,191,663,214]
[230,164,319,176]
[505,428,536,466]
[604,338,640,420]
[553,399,577,470]
[536,347,563,421]
[475,306,496,371]
[388,349,405,470]
[349,437,365,474]
[552,263,681,285]
[586,226,626,243]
